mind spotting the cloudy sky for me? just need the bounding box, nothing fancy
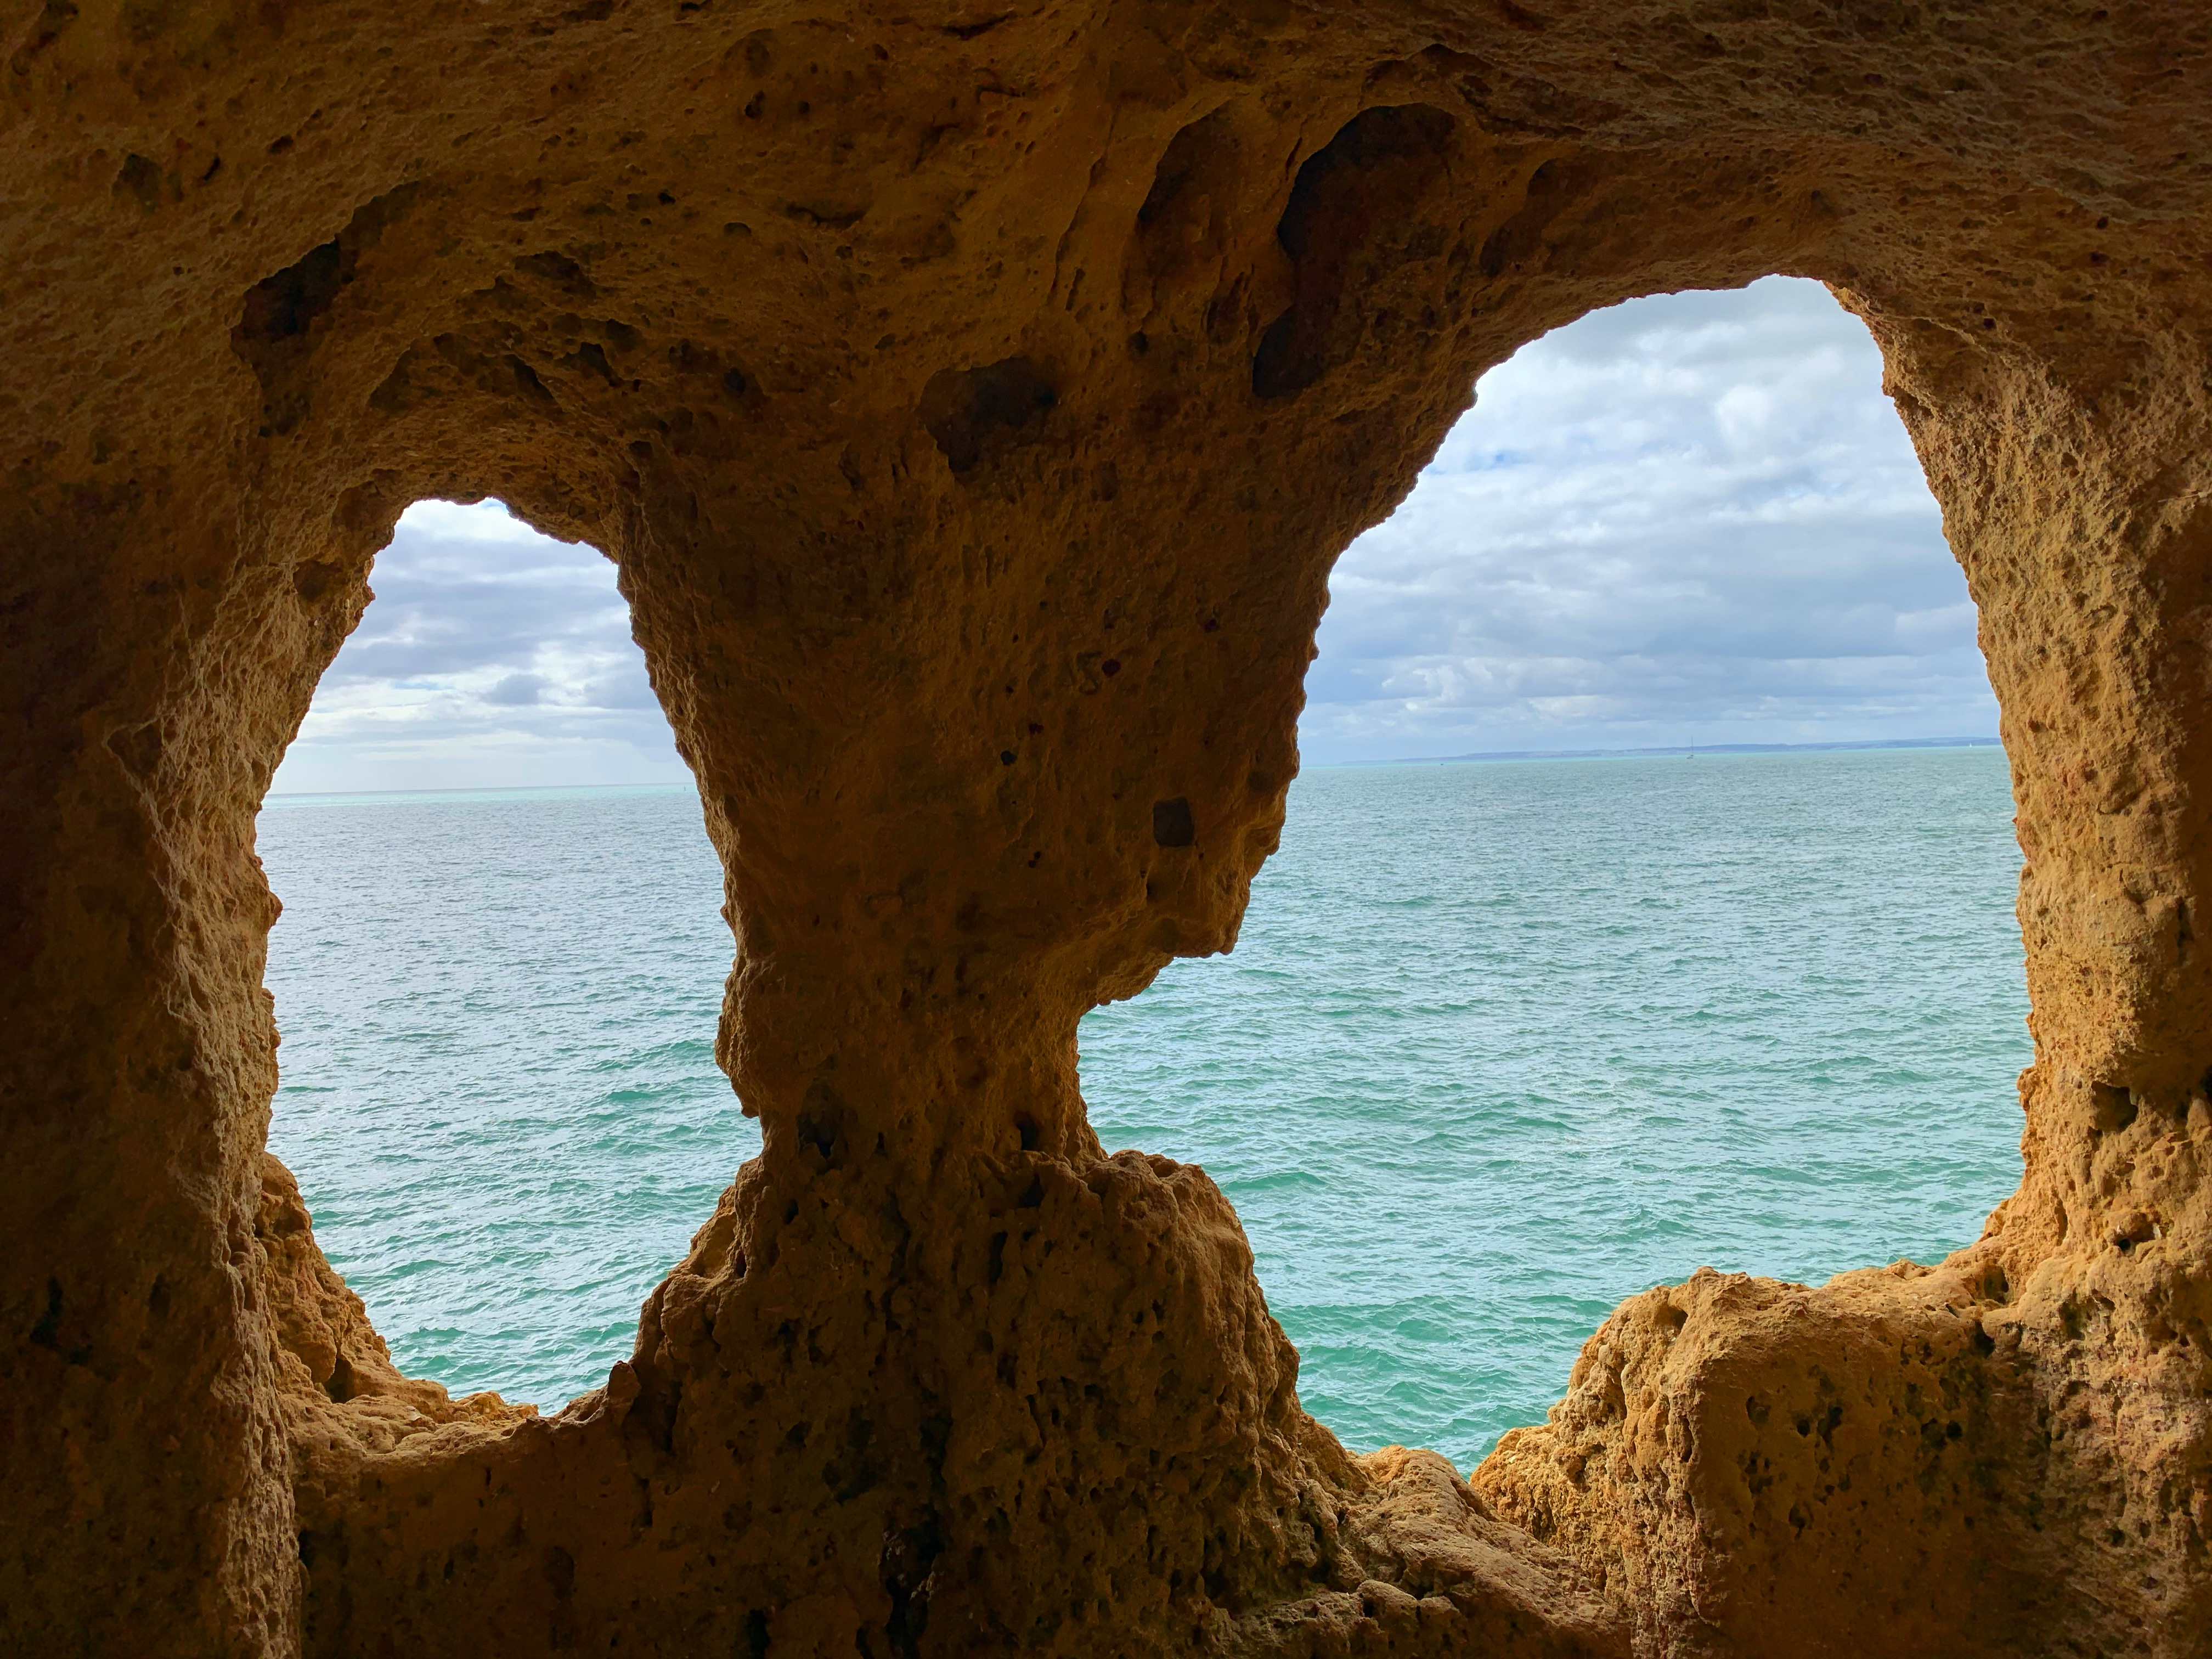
[270,499,682,795]
[268,275,1994,795]
[1302,275,1991,764]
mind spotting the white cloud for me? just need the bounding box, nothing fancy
[1301,275,1994,763]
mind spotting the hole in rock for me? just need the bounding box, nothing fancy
[1081,276,2031,1469]
[259,499,754,1410]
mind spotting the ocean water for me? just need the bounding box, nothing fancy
[259,746,2029,1468]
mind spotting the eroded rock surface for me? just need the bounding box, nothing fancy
[4,1,2210,1654]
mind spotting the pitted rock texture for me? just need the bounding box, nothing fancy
[4,2,2211,1655]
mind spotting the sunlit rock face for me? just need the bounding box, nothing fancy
[4,3,2210,1654]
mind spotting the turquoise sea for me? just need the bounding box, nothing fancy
[259,744,2029,1469]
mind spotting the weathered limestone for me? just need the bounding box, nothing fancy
[3,2,2209,1654]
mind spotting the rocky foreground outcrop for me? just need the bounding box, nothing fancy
[4,2,2210,1654]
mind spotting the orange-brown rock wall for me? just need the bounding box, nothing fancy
[5,2,2211,1655]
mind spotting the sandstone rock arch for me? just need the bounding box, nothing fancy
[6,4,2210,1655]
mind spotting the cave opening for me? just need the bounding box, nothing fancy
[257,497,749,1412]
[1080,274,2031,1469]
[247,276,2031,1472]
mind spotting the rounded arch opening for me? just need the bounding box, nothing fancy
[257,496,749,1412]
[1080,274,2028,1468]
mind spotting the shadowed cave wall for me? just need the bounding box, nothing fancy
[4,2,2211,1655]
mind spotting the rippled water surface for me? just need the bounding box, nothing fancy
[261,746,2028,1468]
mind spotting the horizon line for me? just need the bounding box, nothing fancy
[263,779,696,802]
[267,734,2005,800]
[1353,734,2003,767]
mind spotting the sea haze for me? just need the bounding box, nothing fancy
[261,745,2028,1469]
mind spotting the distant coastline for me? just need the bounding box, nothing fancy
[1361,735,2002,768]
